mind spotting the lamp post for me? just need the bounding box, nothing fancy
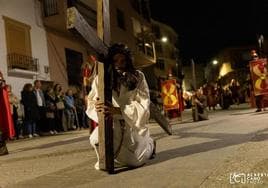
[161,36,168,43]
[211,59,220,82]
[212,60,218,65]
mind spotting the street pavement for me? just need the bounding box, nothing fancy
[1,103,268,188]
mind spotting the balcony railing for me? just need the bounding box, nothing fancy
[7,53,39,72]
[43,0,58,17]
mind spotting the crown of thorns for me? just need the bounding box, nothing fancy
[107,43,132,62]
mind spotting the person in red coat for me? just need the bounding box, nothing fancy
[0,71,15,155]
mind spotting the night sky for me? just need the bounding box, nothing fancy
[150,1,268,65]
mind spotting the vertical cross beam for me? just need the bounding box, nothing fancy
[96,0,114,173]
[67,0,113,173]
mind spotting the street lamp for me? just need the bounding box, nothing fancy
[212,60,218,65]
[161,36,168,43]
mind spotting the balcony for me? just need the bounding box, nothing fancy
[42,0,97,33]
[7,53,39,77]
[134,37,156,68]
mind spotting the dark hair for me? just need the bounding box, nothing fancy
[34,80,41,85]
[53,84,62,92]
[107,43,135,73]
[107,43,138,91]
[23,83,33,92]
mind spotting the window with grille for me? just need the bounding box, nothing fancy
[4,16,38,72]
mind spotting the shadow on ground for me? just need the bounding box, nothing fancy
[147,127,268,167]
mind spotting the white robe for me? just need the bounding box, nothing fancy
[86,70,154,168]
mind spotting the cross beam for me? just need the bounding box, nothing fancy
[67,0,114,173]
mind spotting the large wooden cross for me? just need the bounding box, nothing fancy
[67,0,174,174]
[67,0,114,173]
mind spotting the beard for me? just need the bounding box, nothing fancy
[114,68,138,91]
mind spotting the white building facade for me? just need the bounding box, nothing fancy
[0,0,50,97]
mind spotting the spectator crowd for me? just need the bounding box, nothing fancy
[5,80,90,141]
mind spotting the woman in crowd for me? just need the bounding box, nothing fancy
[21,83,39,138]
[45,87,58,135]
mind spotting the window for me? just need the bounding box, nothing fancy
[4,16,39,72]
[43,0,58,17]
[145,44,154,58]
[116,9,126,30]
[4,16,32,56]
[65,48,83,86]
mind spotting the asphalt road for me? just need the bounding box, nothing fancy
[1,103,268,188]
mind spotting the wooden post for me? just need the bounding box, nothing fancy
[191,59,198,121]
[150,102,172,135]
[97,0,103,40]
[96,0,114,173]
[103,0,111,44]
[67,0,113,173]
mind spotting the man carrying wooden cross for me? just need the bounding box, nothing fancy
[86,43,156,170]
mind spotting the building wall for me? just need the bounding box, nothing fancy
[42,0,98,91]
[46,31,89,91]
[0,0,49,97]
[110,0,136,49]
[110,0,155,68]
